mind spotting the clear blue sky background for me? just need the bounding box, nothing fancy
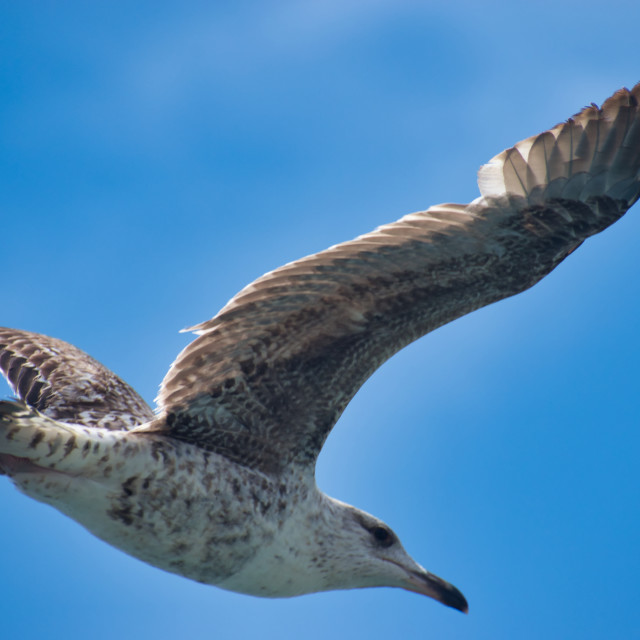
[1,2,639,639]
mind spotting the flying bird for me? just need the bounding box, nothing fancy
[1,83,639,613]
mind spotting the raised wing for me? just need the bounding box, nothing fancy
[153,84,640,474]
[0,328,154,429]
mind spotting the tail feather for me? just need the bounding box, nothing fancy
[0,400,69,465]
[0,399,127,476]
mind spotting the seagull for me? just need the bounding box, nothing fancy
[1,83,639,613]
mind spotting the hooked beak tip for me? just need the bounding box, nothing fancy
[405,569,469,613]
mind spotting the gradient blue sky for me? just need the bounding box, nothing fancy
[1,2,639,639]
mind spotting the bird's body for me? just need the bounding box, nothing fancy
[1,406,275,590]
[1,83,639,612]
[1,394,461,604]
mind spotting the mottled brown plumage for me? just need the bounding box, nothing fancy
[0,328,154,430]
[152,83,640,474]
[1,83,639,610]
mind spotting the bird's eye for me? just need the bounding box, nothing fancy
[372,526,393,547]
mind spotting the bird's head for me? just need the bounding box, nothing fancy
[214,488,467,610]
[313,498,468,612]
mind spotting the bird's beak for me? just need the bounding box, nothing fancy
[401,566,468,613]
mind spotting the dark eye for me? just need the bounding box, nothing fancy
[372,526,394,547]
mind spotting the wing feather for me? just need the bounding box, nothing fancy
[150,83,640,473]
[0,328,154,429]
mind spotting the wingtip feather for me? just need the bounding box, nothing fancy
[477,81,640,207]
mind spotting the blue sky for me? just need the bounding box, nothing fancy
[1,2,639,639]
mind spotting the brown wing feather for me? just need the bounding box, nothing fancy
[0,328,154,429]
[152,83,640,474]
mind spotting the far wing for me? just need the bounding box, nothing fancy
[0,328,154,429]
